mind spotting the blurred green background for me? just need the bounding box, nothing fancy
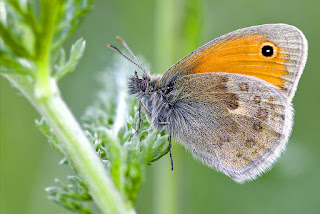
[1,0,320,213]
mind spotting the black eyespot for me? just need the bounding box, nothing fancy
[140,80,147,92]
[262,45,274,57]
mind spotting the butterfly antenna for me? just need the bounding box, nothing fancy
[115,36,149,74]
[107,44,146,71]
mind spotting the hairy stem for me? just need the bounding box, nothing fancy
[3,74,134,214]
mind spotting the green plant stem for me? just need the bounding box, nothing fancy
[154,0,179,214]
[34,0,61,99]
[3,74,134,214]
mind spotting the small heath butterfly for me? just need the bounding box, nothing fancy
[108,24,308,183]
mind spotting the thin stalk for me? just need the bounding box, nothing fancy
[3,74,134,214]
[153,0,204,213]
[153,0,179,214]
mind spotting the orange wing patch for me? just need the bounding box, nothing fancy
[187,35,288,90]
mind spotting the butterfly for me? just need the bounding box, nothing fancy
[108,24,308,183]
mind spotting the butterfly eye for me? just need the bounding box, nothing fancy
[140,80,147,92]
[261,45,274,57]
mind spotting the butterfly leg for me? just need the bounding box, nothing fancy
[140,101,150,114]
[158,122,173,170]
[169,133,173,170]
[130,101,143,138]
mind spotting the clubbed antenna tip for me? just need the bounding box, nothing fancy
[107,36,149,75]
[116,36,124,44]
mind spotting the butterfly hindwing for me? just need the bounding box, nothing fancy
[166,72,292,182]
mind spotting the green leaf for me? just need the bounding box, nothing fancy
[54,38,86,80]
[52,0,92,50]
[6,0,40,34]
[0,21,32,58]
[46,177,93,214]
[35,118,64,154]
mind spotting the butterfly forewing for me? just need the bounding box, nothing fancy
[158,24,307,102]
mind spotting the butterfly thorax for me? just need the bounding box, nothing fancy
[128,73,176,129]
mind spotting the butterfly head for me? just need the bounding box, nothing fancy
[128,71,149,94]
[128,71,161,97]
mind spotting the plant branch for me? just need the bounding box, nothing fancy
[3,73,134,214]
[0,0,137,212]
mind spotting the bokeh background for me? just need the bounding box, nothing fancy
[1,0,320,213]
